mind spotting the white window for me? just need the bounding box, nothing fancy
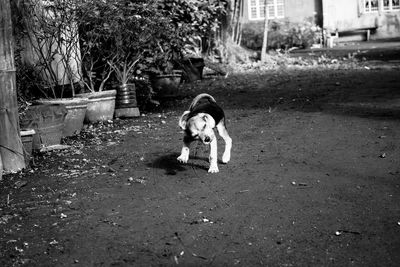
[249,0,284,20]
[266,0,284,19]
[383,0,400,11]
[363,0,379,12]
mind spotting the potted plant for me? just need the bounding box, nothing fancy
[109,56,141,118]
[83,0,165,117]
[147,0,224,97]
[147,53,184,99]
[156,0,227,84]
[74,61,116,123]
[73,1,118,123]
[17,0,88,137]
[15,62,67,151]
[144,1,191,98]
[146,30,185,98]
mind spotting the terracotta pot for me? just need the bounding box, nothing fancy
[20,104,67,150]
[76,90,116,123]
[35,98,88,137]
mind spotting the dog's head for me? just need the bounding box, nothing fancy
[179,111,216,144]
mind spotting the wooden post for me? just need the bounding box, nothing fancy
[0,0,26,176]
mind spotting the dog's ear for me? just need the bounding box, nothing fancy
[178,111,190,129]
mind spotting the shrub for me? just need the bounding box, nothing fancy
[242,17,322,50]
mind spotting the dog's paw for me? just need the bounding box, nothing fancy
[177,154,189,164]
[222,152,230,164]
[208,165,219,173]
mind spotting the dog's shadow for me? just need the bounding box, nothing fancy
[147,153,209,175]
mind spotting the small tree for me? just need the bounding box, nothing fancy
[76,0,115,92]
[19,0,82,98]
[261,0,269,63]
[78,0,169,83]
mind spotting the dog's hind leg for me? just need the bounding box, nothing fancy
[217,122,232,164]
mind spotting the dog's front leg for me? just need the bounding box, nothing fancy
[217,122,232,164]
[208,138,219,173]
[177,136,191,163]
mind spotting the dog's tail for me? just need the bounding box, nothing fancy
[189,93,216,111]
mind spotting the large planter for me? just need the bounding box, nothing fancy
[20,104,67,150]
[76,90,116,123]
[115,83,140,118]
[150,70,182,99]
[36,98,88,137]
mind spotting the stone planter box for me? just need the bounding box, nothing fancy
[20,104,67,150]
[35,98,88,136]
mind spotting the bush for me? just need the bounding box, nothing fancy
[13,0,227,108]
[242,17,322,50]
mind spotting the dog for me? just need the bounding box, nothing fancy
[177,93,232,173]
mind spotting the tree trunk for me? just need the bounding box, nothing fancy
[261,1,269,63]
[0,0,25,176]
[217,0,253,64]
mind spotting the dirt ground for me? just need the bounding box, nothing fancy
[1,42,400,266]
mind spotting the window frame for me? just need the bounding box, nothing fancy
[383,0,400,11]
[248,0,285,21]
[363,0,379,13]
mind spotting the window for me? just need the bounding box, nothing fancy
[249,0,265,20]
[249,0,284,20]
[383,0,400,11]
[363,0,379,13]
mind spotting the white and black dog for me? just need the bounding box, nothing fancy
[177,93,232,173]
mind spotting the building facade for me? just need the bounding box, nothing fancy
[241,0,400,41]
